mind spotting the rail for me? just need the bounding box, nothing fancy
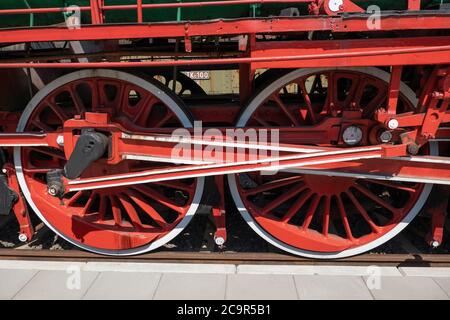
[1,249,450,267]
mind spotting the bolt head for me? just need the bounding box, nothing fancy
[380,131,393,143]
[2,169,7,174]
[214,237,225,246]
[342,126,363,146]
[56,135,65,147]
[48,187,58,196]
[18,234,28,243]
[431,240,440,248]
[407,144,420,155]
[328,0,344,12]
[387,119,399,130]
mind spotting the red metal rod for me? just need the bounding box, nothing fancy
[137,0,143,23]
[0,44,448,69]
[0,1,310,17]
[102,0,311,11]
[90,0,104,24]
[0,6,91,15]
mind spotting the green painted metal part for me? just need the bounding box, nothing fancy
[0,1,447,28]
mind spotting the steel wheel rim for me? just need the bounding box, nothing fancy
[228,67,437,259]
[14,69,205,256]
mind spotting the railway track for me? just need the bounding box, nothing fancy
[1,249,450,267]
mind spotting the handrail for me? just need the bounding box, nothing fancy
[0,0,427,26]
[0,0,311,26]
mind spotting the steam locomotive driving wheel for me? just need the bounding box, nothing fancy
[228,67,438,259]
[14,70,204,255]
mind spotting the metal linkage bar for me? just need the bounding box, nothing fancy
[0,132,61,147]
[65,144,389,192]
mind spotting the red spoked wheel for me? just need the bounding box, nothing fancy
[14,69,204,255]
[228,67,437,259]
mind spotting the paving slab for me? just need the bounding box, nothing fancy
[85,262,236,274]
[83,272,161,300]
[13,270,99,300]
[399,267,450,277]
[433,278,450,298]
[0,269,37,300]
[154,273,226,300]
[226,274,298,300]
[238,265,401,276]
[366,276,449,300]
[0,260,85,271]
[294,275,373,300]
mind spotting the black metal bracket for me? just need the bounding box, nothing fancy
[64,129,109,180]
[0,174,18,216]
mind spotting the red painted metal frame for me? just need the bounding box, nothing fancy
[0,37,448,70]
[0,14,449,45]
[2,164,34,241]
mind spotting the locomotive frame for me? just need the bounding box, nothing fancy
[0,0,449,258]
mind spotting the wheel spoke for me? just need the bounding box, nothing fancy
[298,80,317,124]
[353,183,400,216]
[346,191,381,233]
[125,190,167,228]
[134,185,185,214]
[65,191,84,208]
[118,193,144,230]
[98,195,107,221]
[153,110,174,128]
[251,113,270,126]
[110,196,124,226]
[271,94,301,126]
[281,190,312,223]
[81,192,97,216]
[336,195,355,241]
[68,84,86,114]
[366,179,417,194]
[133,96,158,126]
[243,176,303,196]
[30,119,53,132]
[47,100,70,122]
[301,194,320,230]
[322,196,331,236]
[262,183,306,215]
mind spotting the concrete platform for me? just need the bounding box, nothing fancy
[0,260,449,300]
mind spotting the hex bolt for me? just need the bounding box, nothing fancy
[48,185,61,197]
[48,187,57,196]
[407,144,420,155]
[387,119,399,130]
[379,131,393,143]
[56,135,65,147]
[18,233,28,243]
